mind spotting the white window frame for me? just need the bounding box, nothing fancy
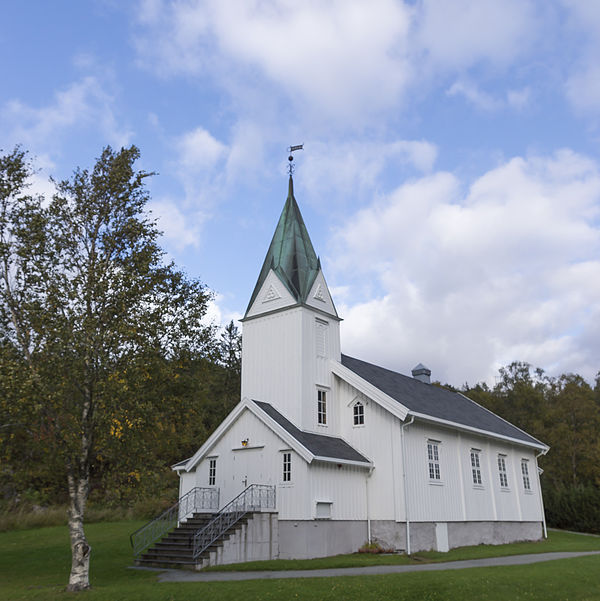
[353,401,365,426]
[283,451,292,483]
[427,440,442,482]
[208,457,217,486]
[498,454,509,489]
[470,449,483,486]
[317,389,327,426]
[521,459,531,492]
[315,501,332,520]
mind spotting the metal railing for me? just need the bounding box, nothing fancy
[130,487,219,558]
[192,484,276,560]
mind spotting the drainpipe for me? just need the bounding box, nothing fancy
[535,448,549,539]
[401,415,415,555]
[366,465,375,543]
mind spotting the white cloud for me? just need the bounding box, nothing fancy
[446,81,502,111]
[333,150,600,385]
[506,87,531,110]
[447,81,531,112]
[301,139,438,206]
[202,293,243,330]
[133,0,547,126]
[148,198,205,251]
[415,0,538,72]
[135,0,413,122]
[170,125,228,210]
[1,76,131,152]
[561,0,600,116]
[177,127,227,172]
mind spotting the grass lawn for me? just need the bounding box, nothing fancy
[1,522,599,601]
[202,528,600,572]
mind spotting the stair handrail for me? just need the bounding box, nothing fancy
[192,484,276,560]
[130,486,219,558]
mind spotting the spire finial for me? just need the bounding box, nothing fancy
[287,144,303,177]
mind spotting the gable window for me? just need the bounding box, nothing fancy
[317,389,327,425]
[498,454,509,488]
[427,440,441,481]
[208,457,217,486]
[283,452,292,482]
[470,449,482,486]
[353,401,364,426]
[521,459,531,491]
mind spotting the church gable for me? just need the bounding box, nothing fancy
[245,269,297,318]
[304,269,338,318]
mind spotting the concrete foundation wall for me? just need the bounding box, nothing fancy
[371,520,543,553]
[198,512,279,569]
[201,516,543,567]
[278,520,368,559]
[447,521,543,548]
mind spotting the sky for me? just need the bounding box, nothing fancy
[1,0,599,387]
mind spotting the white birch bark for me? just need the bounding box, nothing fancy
[66,470,91,591]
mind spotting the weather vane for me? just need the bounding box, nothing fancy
[288,144,303,176]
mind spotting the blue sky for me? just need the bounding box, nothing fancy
[2,0,599,386]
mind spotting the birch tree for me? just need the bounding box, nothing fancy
[0,146,213,591]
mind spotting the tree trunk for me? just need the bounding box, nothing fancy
[66,472,91,592]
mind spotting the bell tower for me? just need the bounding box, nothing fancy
[240,174,341,432]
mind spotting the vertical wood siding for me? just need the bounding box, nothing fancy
[330,374,545,525]
[242,307,340,433]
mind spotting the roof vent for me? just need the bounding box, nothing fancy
[412,363,431,384]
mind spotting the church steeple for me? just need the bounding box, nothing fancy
[245,176,321,317]
[241,170,341,429]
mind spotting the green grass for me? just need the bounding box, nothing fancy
[1,522,600,601]
[0,500,173,532]
[203,529,600,572]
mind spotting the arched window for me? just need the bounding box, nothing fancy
[353,401,364,426]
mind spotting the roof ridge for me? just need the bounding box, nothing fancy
[340,354,546,448]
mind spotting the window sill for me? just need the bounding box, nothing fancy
[472,484,485,490]
[429,480,444,486]
[500,487,511,493]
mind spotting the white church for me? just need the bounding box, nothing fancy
[171,175,549,565]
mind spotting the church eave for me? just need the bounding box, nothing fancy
[240,301,341,323]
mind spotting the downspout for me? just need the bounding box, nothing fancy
[366,465,375,543]
[535,448,549,539]
[401,415,415,555]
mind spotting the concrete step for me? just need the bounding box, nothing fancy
[137,512,257,568]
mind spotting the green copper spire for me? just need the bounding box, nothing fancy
[245,176,321,316]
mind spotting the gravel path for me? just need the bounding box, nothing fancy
[153,550,600,582]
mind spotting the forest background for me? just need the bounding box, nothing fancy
[1,147,598,536]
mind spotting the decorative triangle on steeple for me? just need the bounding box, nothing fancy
[263,282,281,302]
[245,176,323,317]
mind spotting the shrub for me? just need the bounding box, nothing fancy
[358,541,396,554]
[544,484,600,534]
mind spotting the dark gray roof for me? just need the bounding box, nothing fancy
[252,400,371,464]
[341,354,545,448]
